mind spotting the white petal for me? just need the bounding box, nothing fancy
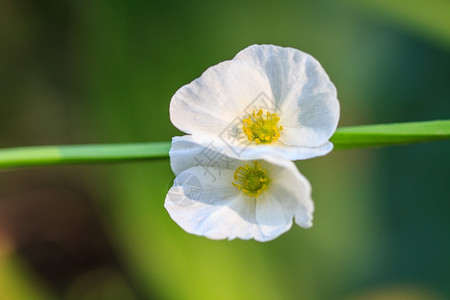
[170,135,243,175]
[255,192,294,239]
[170,59,274,141]
[170,136,333,177]
[255,157,313,238]
[167,139,315,241]
[266,159,314,228]
[165,166,267,241]
[226,141,334,161]
[234,44,340,147]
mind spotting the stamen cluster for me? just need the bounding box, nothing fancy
[242,109,283,144]
[232,161,269,198]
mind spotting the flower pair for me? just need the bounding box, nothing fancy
[166,44,339,241]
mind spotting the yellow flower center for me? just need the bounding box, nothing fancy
[232,161,269,198]
[242,109,283,144]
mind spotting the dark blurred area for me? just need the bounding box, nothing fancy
[0,0,449,299]
[0,167,139,299]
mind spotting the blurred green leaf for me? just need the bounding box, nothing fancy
[345,0,450,50]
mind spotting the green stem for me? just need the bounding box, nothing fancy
[0,142,171,169]
[0,120,448,169]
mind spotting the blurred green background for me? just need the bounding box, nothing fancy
[0,0,449,299]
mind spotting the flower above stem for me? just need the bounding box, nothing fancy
[169,44,340,161]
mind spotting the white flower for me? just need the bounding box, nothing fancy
[165,136,314,242]
[170,44,340,161]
